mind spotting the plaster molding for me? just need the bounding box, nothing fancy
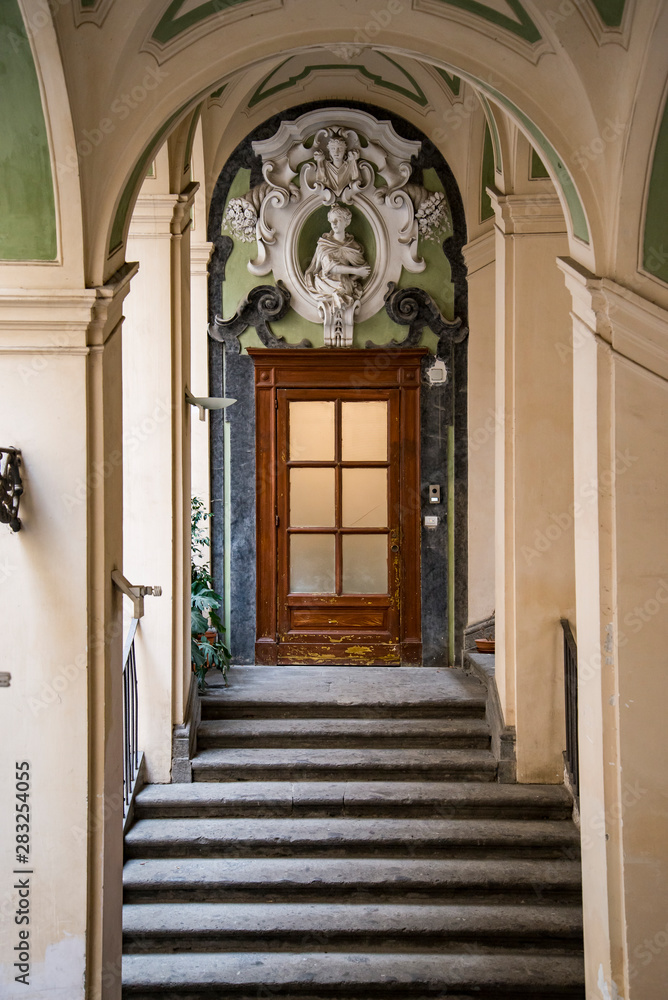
[462,230,495,274]
[558,256,668,382]
[488,190,567,235]
[191,241,215,277]
[572,0,634,49]
[412,0,552,65]
[143,0,283,63]
[171,182,200,236]
[128,184,199,239]
[223,108,455,341]
[0,262,138,347]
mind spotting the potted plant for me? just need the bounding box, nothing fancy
[191,497,231,690]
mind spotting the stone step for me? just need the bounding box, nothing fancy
[122,901,584,954]
[191,748,498,782]
[199,666,488,723]
[121,950,586,998]
[200,697,487,720]
[123,857,582,905]
[196,717,491,749]
[124,817,580,860]
[134,780,573,821]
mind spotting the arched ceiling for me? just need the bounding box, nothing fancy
[44,0,665,294]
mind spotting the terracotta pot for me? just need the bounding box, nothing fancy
[475,638,495,653]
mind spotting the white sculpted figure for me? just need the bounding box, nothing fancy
[313,134,362,198]
[304,204,370,347]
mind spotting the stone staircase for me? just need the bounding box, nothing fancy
[122,666,585,998]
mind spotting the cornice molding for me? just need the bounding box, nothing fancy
[462,230,495,274]
[0,261,138,348]
[488,190,567,236]
[191,242,215,277]
[129,184,200,239]
[558,256,668,382]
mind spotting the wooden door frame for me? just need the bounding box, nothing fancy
[249,347,427,666]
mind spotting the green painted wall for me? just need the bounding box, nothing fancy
[644,91,668,285]
[0,0,57,261]
[222,168,454,352]
[480,124,495,222]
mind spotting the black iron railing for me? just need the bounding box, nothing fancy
[112,570,161,820]
[122,617,139,813]
[560,618,579,804]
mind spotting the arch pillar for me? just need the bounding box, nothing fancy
[123,182,198,784]
[489,190,575,782]
[559,257,668,1000]
[0,265,134,998]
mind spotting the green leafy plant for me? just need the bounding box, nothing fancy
[191,497,231,690]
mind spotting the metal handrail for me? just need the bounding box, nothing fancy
[560,618,579,804]
[113,571,161,815]
[122,618,139,812]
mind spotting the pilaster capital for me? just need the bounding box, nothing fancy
[129,182,200,239]
[462,231,495,275]
[487,189,567,236]
[190,241,214,277]
[558,256,668,381]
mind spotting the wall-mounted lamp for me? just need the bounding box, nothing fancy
[0,447,23,532]
[185,388,237,421]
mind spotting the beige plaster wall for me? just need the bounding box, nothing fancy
[464,232,496,626]
[613,358,668,997]
[0,352,89,998]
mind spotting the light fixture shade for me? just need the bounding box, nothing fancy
[185,389,237,420]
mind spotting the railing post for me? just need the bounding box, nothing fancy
[560,618,579,804]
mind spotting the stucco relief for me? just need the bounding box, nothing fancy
[222,108,452,345]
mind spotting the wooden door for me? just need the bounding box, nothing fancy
[250,349,425,665]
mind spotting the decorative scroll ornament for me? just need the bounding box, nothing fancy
[220,109,456,347]
[0,448,23,532]
[369,282,468,350]
[208,282,311,353]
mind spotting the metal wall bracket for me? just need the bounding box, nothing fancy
[112,570,162,620]
[0,672,11,688]
[0,448,23,532]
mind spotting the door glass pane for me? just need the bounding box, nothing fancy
[290,468,335,526]
[290,534,336,593]
[341,401,387,461]
[289,401,335,460]
[342,535,388,594]
[342,468,388,527]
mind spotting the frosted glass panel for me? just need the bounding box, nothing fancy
[289,401,335,460]
[290,534,336,593]
[290,468,335,526]
[341,401,387,461]
[342,468,387,527]
[342,535,388,594]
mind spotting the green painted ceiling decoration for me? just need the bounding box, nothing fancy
[530,148,549,179]
[643,90,668,286]
[0,0,57,260]
[590,0,626,27]
[249,53,428,109]
[480,123,495,222]
[434,69,461,97]
[436,0,541,43]
[152,0,253,44]
[152,0,541,45]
